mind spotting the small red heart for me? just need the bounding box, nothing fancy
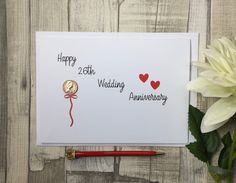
[139,73,149,83]
[150,80,160,90]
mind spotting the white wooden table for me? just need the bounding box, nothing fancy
[0,0,235,182]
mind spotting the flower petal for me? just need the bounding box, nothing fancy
[219,37,236,63]
[200,70,236,87]
[204,49,233,73]
[186,77,233,97]
[201,120,228,133]
[204,52,227,73]
[200,96,236,132]
[192,61,212,70]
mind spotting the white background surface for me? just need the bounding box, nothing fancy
[36,33,198,145]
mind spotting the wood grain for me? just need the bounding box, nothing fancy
[67,171,152,183]
[69,0,118,32]
[65,0,118,176]
[66,146,114,172]
[67,172,114,183]
[118,0,158,32]
[155,0,189,32]
[211,0,236,39]
[5,0,30,182]
[179,1,212,183]
[119,146,151,181]
[29,0,68,172]
[150,147,180,182]
[211,0,236,182]
[29,159,65,183]
[0,0,7,182]
[118,0,158,181]
[118,0,189,182]
[0,0,236,182]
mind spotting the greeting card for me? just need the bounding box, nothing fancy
[36,32,198,146]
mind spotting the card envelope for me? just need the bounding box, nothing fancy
[36,32,198,146]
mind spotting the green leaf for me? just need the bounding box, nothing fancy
[187,105,220,162]
[186,142,209,163]
[227,129,236,170]
[218,132,232,169]
[222,132,232,146]
[203,131,220,154]
[219,147,230,169]
[232,152,236,160]
[208,165,231,177]
[188,105,205,142]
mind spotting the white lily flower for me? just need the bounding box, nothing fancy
[187,37,236,133]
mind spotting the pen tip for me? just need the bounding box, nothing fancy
[156,151,165,155]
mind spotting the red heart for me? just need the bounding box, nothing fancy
[150,80,160,90]
[139,73,149,83]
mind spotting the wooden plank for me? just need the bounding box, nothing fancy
[113,182,147,183]
[66,146,114,172]
[211,0,236,182]
[162,172,179,183]
[118,0,189,182]
[29,0,68,172]
[188,0,208,61]
[119,146,151,181]
[69,0,118,32]
[119,147,180,182]
[118,1,157,180]
[29,159,65,183]
[67,172,151,183]
[180,147,209,183]
[211,0,236,39]
[155,0,189,32]
[150,147,180,182]
[118,0,158,32]
[67,172,113,183]
[66,0,118,175]
[188,0,210,114]
[179,1,212,183]
[0,0,7,182]
[5,0,30,182]
[181,0,236,182]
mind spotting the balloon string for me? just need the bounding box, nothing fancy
[69,97,73,127]
[64,94,77,127]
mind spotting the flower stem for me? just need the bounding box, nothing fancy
[226,128,236,183]
[226,175,231,183]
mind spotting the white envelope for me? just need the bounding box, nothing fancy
[36,32,198,146]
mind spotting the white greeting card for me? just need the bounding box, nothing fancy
[36,32,198,146]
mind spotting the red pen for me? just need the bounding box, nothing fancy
[66,149,165,160]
